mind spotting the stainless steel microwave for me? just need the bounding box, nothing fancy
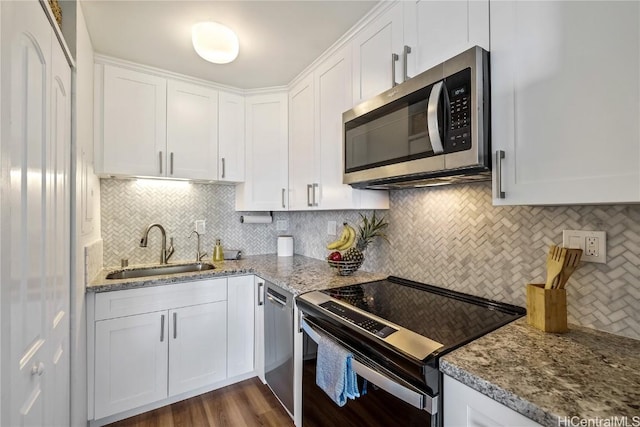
[343,46,490,189]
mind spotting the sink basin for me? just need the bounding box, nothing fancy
[105,262,215,280]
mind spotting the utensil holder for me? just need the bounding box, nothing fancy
[526,283,568,333]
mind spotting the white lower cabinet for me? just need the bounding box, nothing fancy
[94,311,169,419]
[227,275,255,378]
[443,375,541,427]
[89,276,259,423]
[168,302,227,396]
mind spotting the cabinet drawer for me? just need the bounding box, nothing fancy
[95,278,228,320]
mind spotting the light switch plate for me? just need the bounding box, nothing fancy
[195,220,206,234]
[562,230,607,264]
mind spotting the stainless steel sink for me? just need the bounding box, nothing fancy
[105,262,215,280]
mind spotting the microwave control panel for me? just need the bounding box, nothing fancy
[445,68,472,153]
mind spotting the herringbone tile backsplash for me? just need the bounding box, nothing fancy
[100,179,287,267]
[289,182,640,340]
[101,179,640,340]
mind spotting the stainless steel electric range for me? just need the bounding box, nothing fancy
[296,276,525,427]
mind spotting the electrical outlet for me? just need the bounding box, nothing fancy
[327,221,337,236]
[562,230,607,264]
[276,220,288,231]
[195,220,206,234]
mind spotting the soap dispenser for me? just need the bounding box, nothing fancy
[212,239,224,262]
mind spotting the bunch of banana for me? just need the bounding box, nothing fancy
[327,223,356,251]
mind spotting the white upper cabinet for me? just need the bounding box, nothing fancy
[288,75,317,210]
[95,62,244,182]
[491,1,640,205]
[99,65,167,177]
[167,80,218,180]
[286,48,389,211]
[218,91,246,182]
[314,48,389,210]
[403,0,489,77]
[236,92,289,211]
[351,2,404,105]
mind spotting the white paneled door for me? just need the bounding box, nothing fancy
[0,1,71,425]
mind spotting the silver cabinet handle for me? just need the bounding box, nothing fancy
[159,151,163,174]
[391,53,399,88]
[427,81,445,154]
[173,312,177,339]
[403,45,412,82]
[307,184,313,207]
[313,183,319,207]
[257,281,264,306]
[496,150,506,199]
[160,314,165,342]
[221,157,226,179]
[281,188,286,209]
[170,152,174,175]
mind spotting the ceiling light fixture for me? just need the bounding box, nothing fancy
[191,21,239,64]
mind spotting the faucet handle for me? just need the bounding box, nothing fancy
[198,252,208,262]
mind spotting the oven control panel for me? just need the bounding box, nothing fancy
[320,301,397,338]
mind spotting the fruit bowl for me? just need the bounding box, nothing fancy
[327,259,363,276]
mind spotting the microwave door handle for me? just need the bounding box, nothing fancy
[427,81,445,154]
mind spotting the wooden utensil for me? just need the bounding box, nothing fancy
[556,248,583,289]
[545,245,568,289]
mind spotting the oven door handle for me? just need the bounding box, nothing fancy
[301,318,437,414]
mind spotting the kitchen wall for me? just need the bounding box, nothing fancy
[71,5,101,427]
[100,180,640,340]
[100,179,287,266]
[289,182,640,340]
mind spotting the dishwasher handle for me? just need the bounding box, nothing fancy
[266,289,287,307]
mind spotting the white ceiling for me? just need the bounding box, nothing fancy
[81,1,379,89]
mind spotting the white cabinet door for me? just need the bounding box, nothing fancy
[168,302,227,396]
[443,375,541,427]
[403,0,489,77]
[166,80,218,180]
[491,1,640,205]
[218,91,245,182]
[314,47,390,210]
[94,311,168,419]
[236,92,289,211]
[47,32,72,427]
[352,2,404,105]
[288,75,316,210]
[227,276,255,378]
[1,2,72,425]
[100,65,167,177]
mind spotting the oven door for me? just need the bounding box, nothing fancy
[301,318,438,427]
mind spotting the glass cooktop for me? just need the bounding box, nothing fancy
[320,277,525,350]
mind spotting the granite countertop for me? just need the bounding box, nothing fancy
[440,318,640,426]
[87,254,386,295]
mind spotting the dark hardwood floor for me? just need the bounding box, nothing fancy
[107,377,293,427]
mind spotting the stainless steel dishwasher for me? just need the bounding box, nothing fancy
[264,281,294,414]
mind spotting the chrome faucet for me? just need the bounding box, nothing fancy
[189,230,207,262]
[140,223,175,264]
